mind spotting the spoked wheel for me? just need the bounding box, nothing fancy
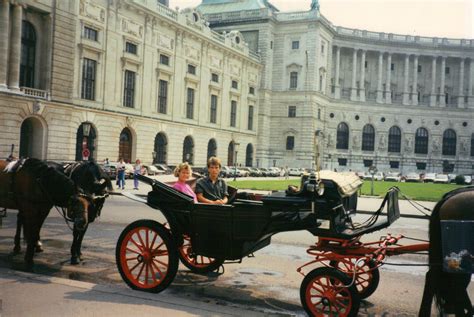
[330,259,380,299]
[116,220,179,293]
[300,267,360,317]
[178,234,224,274]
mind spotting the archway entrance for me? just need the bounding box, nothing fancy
[75,122,97,161]
[154,132,167,164]
[119,128,133,163]
[245,143,253,167]
[183,136,194,165]
[19,117,44,159]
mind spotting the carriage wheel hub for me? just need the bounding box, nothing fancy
[141,250,152,263]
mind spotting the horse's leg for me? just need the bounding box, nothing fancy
[34,215,48,253]
[76,223,89,261]
[418,269,434,317]
[13,212,22,254]
[70,223,89,265]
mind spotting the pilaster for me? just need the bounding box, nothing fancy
[334,46,340,99]
[0,0,10,89]
[359,50,366,102]
[350,48,357,101]
[376,51,383,103]
[385,53,392,104]
[429,56,437,106]
[439,57,446,107]
[458,58,465,108]
[7,3,22,90]
[402,54,410,105]
[412,55,419,105]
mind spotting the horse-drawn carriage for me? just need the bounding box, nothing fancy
[114,171,474,316]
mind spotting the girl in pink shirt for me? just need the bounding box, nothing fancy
[172,163,197,203]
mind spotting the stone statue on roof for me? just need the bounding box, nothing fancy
[311,0,320,11]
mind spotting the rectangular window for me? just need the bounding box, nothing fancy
[292,41,299,49]
[159,54,169,65]
[270,41,273,49]
[290,72,298,89]
[188,64,196,75]
[249,86,255,95]
[123,70,135,108]
[338,158,347,166]
[418,65,422,73]
[158,80,168,114]
[288,105,296,117]
[365,61,368,69]
[230,100,237,127]
[81,58,96,100]
[445,67,450,75]
[286,136,295,150]
[232,80,238,89]
[318,108,321,119]
[211,73,219,82]
[248,105,254,130]
[416,162,427,170]
[186,88,194,119]
[210,94,217,123]
[321,44,325,54]
[363,160,373,168]
[125,42,137,54]
[391,63,395,71]
[389,161,400,169]
[84,26,98,41]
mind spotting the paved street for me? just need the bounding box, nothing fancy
[0,179,473,316]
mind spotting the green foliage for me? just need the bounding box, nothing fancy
[454,175,465,185]
[227,179,465,202]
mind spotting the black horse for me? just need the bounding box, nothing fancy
[419,187,474,316]
[0,159,91,270]
[12,160,112,265]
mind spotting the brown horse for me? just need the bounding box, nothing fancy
[419,187,474,316]
[12,160,112,264]
[0,159,90,270]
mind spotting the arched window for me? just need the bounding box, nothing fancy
[227,141,235,166]
[471,133,474,157]
[183,136,194,164]
[442,129,456,156]
[388,126,401,153]
[336,122,349,149]
[20,117,45,159]
[207,139,217,160]
[245,144,253,167]
[20,21,36,88]
[119,128,133,163]
[361,124,375,151]
[154,132,167,164]
[75,122,96,161]
[415,128,429,154]
[286,136,295,150]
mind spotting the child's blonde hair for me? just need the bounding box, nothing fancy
[174,162,192,177]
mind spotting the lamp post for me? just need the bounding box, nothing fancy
[233,142,240,181]
[81,122,92,161]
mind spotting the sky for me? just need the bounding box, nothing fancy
[170,0,473,39]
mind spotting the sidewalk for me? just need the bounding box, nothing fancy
[0,268,278,317]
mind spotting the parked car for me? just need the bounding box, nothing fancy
[99,163,116,180]
[248,167,262,177]
[463,175,472,185]
[238,167,250,177]
[259,167,272,177]
[434,174,449,184]
[268,167,281,177]
[405,172,422,182]
[447,174,457,183]
[288,168,303,176]
[154,164,173,175]
[220,166,232,178]
[364,172,384,181]
[423,173,436,183]
[226,166,240,178]
[124,163,134,179]
[384,172,401,182]
[143,165,162,176]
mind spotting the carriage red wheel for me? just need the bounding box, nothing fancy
[178,235,224,274]
[300,267,360,317]
[330,259,380,299]
[116,220,178,293]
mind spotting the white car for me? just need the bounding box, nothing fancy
[464,175,472,184]
[433,174,449,184]
[364,172,384,181]
[405,173,421,182]
[288,168,302,176]
[423,173,436,183]
[384,172,401,182]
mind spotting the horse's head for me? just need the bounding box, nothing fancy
[67,194,90,231]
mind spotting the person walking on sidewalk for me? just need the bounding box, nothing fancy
[133,159,142,190]
[117,158,126,190]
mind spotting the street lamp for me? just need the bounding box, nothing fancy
[233,142,240,181]
[82,122,91,137]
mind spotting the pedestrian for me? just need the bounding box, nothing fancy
[103,158,110,173]
[133,159,142,190]
[117,158,126,190]
[284,166,289,179]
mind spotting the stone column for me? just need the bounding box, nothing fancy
[42,15,53,92]
[412,55,419,105]
[439,57,446,107]
[376,51,384,103]
[359,50,366,102]
[429,56,437,106]
[334,46,341,99]
[350,48,358,101]
[402,54,410,105]
[468,59,474,107]
[0,0,10,89]
[458,58,465,107]
[385,53,392,104]
[7,4,22,91]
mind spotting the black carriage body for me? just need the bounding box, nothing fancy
[143,174,370,260]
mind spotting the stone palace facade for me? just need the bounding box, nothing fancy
[1,0,473,174]
[199,0,474,174]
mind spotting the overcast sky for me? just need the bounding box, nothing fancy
[170,0,473,39]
